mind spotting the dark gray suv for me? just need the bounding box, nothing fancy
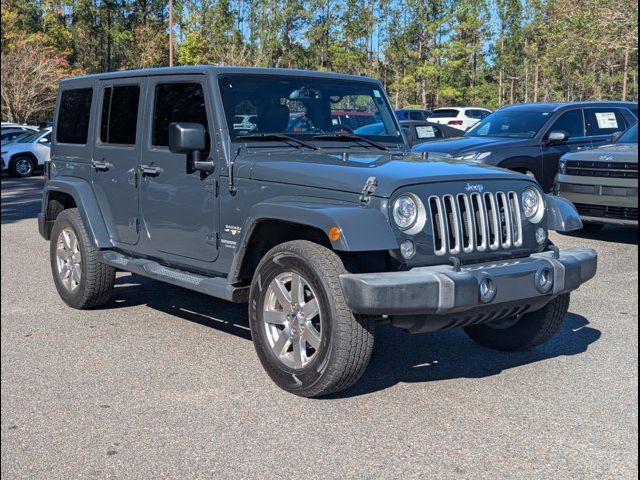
[39,67,597,397]
[413,101,638,192]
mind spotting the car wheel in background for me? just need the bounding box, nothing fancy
[249,240,375,397]
[463,294,570,351]
[10,156,35,177]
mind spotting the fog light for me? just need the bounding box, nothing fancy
[535,227,547,245]
[479,276,497,303]
[400,239,416,259]
[535,267,554,293]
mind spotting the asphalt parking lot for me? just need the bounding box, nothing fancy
[1,175,638,479]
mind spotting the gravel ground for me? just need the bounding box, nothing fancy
[1,175,638,479]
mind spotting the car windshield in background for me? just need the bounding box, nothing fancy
[13,131,42,143]
[218,75,402,145]
[466,110,552,138]
[430,109,459,118]
[617,123,638,144]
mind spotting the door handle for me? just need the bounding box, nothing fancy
[92,159,112,171]
[139,164,163,177]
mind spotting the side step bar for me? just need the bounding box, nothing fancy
[97,251,249,303]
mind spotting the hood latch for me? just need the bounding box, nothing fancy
[359,176,378,205]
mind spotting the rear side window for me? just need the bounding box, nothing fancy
[100,85,140,145]
[585,108,628,137]
[549,109,585,137]
[152,83,209,148]
[57,88,93,144]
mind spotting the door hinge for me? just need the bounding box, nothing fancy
[129,217,140,233]
[206,232,220,247]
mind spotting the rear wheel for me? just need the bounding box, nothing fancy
[464,294,570,351]
[249,240,375,397]
[50,208,115,309]
[10,156,35,177]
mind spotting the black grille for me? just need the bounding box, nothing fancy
[566,160,638,179]
[574,203,639,222]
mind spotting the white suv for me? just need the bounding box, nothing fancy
[428,107,492,131]
[1,128,52,177]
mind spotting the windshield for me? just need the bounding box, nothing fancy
[14,131,42,143]
[218,74,402,145]
[465,109,552,138]
[616,123,638,144]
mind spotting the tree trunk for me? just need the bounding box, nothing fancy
[534,62,539,102]
[622,46,630,101]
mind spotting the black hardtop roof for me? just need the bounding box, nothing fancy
[60,66,380,85]
[500,101,638,112]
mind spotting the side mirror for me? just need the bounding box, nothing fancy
[547,130,569,143]
[168,122,214,173]
[611,131,624,143]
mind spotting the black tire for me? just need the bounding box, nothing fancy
[463,294,570,351]
[50,208,115,309]
[582,222,605,233]
[249,240,375,397]
[9,156,35,177]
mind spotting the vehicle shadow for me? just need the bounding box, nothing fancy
[0,175,44,224]
[560,225,638,245]
[107,274,600,397]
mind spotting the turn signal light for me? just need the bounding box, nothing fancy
[328,226,341,242]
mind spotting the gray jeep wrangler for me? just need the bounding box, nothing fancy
[39,67,597,397]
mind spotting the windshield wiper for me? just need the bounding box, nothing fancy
[236,133,318,150]
[312,133,389,151]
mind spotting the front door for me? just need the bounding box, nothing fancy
[541,108,592,192]
[92,78,145,245]
[138,76,219,262]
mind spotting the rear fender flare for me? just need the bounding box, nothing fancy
[43,179,112,248]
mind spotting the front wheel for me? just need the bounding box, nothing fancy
[10,156,35,177]
[249,240,375,397]
[464,294,570,351]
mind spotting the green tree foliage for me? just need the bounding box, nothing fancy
[1,0,638,122]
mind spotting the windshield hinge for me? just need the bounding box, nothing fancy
[359,176,378,205]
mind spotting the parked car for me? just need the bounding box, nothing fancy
[428,107,492,131]
[39,66,596,397]
[554,122,638,230]
[413,101,639,192]
[355,120,463,147]
[395,109,432,121]
[1,127,51,177]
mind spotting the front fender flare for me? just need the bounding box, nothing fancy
[43,179,113,248]
[228,199,398,283]
[545,194,583,232]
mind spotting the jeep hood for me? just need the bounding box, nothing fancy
[411,135,531,155]
[245,151,527,197]
[562,143,638,163]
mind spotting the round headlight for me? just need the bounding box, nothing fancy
[392,194,418,230]
[522,187,544,223]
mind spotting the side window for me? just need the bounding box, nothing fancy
[549,109,585,137]
[152,83,209,149]
[479,110,491,119]
[585,108,628,137]
[57,88,93,144]
[100,85,140,145]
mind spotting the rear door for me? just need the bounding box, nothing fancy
[138,75,219,262]
[541,108,591,192]
[92,78,145,245]
[584,107,631,147]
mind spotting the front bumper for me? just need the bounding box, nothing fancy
[339,247,597,316]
